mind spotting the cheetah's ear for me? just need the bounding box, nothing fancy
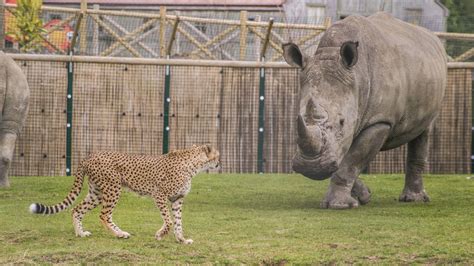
[204,144,212,155]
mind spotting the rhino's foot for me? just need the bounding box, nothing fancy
[321,184,359,209]
[0,178,10,188]
[351,179,371,205]
[321,195,359,209]
[399,189,430,202]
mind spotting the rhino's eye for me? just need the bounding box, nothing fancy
[340,41,359,68]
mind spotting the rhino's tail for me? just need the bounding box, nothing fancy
[29,162,87,215]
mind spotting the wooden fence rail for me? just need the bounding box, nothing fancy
[3,3,473,61]
[4,3,328,60]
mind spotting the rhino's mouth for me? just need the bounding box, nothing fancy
[292,147,339,180]
[293,102,345,180]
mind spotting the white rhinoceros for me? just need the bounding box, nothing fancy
[283,12,446,209]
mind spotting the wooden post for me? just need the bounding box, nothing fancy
[92,4,99,55]
[254,15,261,60]
[260,18,274,60]
[79,0,87,54]
[68,12,83,54]
[175,11,181,55]
[167,17,179,56]
[0,0,4,50]
[324,17,332,28]
[239,11,248,60]
[159,6,167,58]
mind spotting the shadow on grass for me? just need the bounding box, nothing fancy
[221,191,324,211]
[192,174,414,211]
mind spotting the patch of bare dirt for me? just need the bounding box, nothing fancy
[260,258,288,266]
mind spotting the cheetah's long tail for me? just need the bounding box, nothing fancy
[29,163,87,215]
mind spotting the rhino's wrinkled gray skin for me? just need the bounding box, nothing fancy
[0,51,29,187]
[283,12,446,209]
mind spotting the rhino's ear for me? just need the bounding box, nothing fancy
[283,43,305,68]
[340,41,359,68]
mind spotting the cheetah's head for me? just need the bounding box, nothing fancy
[200,144,220,170]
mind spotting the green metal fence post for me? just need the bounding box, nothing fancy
[471,70,474,173]
[162,60,171,154]
[161,7,169,154]
[66,51,73,176]
[257,66,266,173]
[162,19,179,155]
[257,18,273,174]
[64,13,82,176]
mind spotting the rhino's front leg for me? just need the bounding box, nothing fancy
[321,123,390,209]
[351,178,371,205]
[0,132,18,188]
[399,130,430,202]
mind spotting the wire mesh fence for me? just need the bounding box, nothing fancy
[71,63,165,173]
[11,60,67,176]
[8,56,473,176]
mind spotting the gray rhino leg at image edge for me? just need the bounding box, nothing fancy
[0,133,18,187]
[0,51,30,187]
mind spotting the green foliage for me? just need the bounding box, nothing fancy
[441,0,474,33]
[1,174,473,264]
[7,0,45,52]
[440,0,474,60]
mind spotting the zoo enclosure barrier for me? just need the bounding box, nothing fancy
[2,3,474,62]
[7,54,474,176]
[2,3,328,61]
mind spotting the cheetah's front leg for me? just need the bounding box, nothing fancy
[172,197,193,244]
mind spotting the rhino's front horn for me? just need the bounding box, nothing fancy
[296,115,322,156]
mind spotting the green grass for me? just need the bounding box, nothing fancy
[1,174,473,264]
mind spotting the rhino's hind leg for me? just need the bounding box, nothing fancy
[399,130,430,202]
[321,123,390,209]
[0,133,18,188]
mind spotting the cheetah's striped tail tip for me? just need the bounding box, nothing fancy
[29,203,39,214]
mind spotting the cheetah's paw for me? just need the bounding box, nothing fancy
[117,231,131,239]
[182,239,193,244]
[77,231,92,237]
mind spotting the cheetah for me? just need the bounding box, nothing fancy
[29,144,220,244]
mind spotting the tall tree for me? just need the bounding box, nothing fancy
[6,0,45,52]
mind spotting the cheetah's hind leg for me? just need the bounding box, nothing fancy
[72,182,102,237]
[99,181,130,238]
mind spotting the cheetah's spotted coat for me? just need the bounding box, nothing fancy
[29,145,220,244]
